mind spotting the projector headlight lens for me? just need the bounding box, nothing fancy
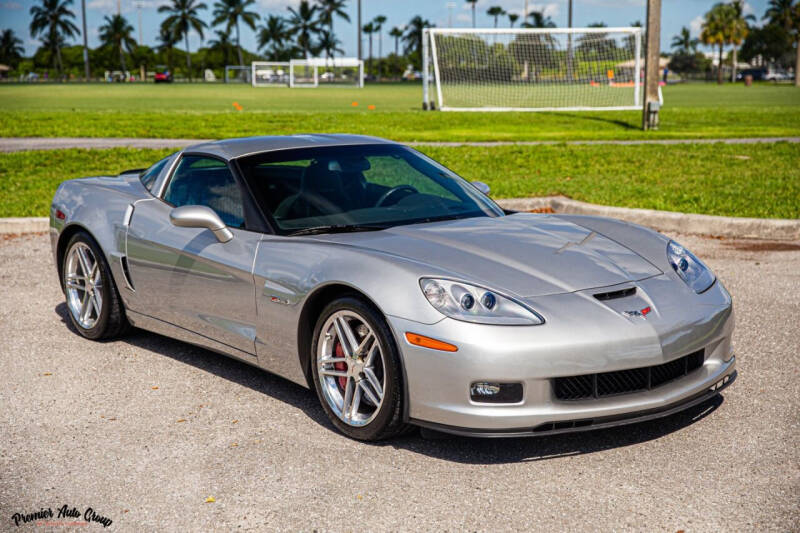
[420,278,544,325]
[667,240,716,293]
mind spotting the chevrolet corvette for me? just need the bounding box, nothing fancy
[50,135,736,440]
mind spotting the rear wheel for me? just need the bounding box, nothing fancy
[311,296,407,441]
[62,231,129,340]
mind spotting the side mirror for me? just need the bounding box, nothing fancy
[472,181,491,196]
[169,205,233,243]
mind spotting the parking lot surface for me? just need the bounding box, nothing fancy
[1,232,798,531]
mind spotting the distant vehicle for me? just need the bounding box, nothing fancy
[765,69,792,81]
[735,68,766,81]
[402,65,422,81]
[154,66,173,83]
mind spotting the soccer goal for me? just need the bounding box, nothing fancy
[224,65,251,84]
[422,27,659,111]
[251,61,290,87]
[289,58,364,88]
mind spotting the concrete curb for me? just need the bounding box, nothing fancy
[2,200,798,240]
[0,217,49,235]
[496,196,800,241]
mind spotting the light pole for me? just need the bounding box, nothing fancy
[447,2,455,27]
[81,0,89,80]
[357,0,362,61]
[566,0,574,81]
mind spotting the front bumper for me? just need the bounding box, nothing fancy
[388,275,736,436]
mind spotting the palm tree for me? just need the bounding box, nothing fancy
[701,3,732,84]
[362,21,375,74]
[318,0,350,38]
[212,0,259,66]
[728,0,755,82]
[318,29,343,60]
[287,0,320,58]
[208,29,234,66]
[403,15,432,57]
[157,25,179,72]
[389,26,403,55]
[159,0,208,80]
[99,14,136,73]
[373,15,386,61]
[29,0,80,75]
[0,29,24,67]
[765,0,795,29]
[671,26,699,54]
[487,6,505,28]
[465,0,478,28]
[257,14,289,60]
[765,0,800,86]
[524,11,556,29]
[508,13,519,28]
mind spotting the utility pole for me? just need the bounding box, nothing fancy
[642,0,661,130]
[137,3,143,45]
[523,0,528,19]
[357,0,362,61]
[566,0,573,81]
[81,0,89,80]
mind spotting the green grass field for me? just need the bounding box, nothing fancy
[1,82,798,141]
[1,82,797,220]
[2,142,797,219]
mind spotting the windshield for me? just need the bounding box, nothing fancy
[237,144,504,234]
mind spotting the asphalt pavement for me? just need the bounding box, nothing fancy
[1,233,798,531]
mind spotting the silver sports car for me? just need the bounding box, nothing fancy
[50,135,736,440]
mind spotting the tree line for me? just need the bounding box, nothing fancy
[669,0,799,84]
[0,0,435,81]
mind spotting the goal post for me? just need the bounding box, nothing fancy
[289,58,364,88]
[251,61,290,87]
[422,27,661,112]
[224,65,252,84]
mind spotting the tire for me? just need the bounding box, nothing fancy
[61,231,130,340]
[311,296,409,441]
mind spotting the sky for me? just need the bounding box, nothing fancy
[0,0,770,58]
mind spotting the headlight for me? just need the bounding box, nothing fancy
[667,240,715,293]
[420,278,544,325]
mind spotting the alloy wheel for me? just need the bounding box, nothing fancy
[317,310,386,427]
[65,242,103,330]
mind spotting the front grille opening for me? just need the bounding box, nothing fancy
[554,349,705,401]
[594,287,636,301]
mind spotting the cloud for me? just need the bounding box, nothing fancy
[88,0,168,14]
[689,14,703,36]
[0,1,22,9]
[456,13,471,23]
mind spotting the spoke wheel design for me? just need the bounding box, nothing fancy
[317,310,386,427]
[65,241,103,330]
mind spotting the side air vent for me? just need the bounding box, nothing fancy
[594,287,636,301]
[120,256,135,292]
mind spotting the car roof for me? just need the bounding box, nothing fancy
[184,134,399,160]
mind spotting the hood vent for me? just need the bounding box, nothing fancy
[594,287,636,301]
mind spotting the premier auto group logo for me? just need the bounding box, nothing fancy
[11,505,113,528]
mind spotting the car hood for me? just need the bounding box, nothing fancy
[315,213,663,297]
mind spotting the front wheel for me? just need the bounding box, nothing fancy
[311,296,408,441]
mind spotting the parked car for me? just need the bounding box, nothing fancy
[735,68,766,81]
[154,66,173,83]
[50,135,737,441]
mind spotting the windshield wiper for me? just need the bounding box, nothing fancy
[286,224,387,237]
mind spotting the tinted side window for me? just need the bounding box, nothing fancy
[140,156,170,191]
[163,156,245,228]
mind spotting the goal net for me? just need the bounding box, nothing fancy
[251,61,290,87]
[423,28,653,111]
[289,58,364,88]
[224,65,252,84]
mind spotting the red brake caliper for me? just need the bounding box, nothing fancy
[333,341,348,390]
